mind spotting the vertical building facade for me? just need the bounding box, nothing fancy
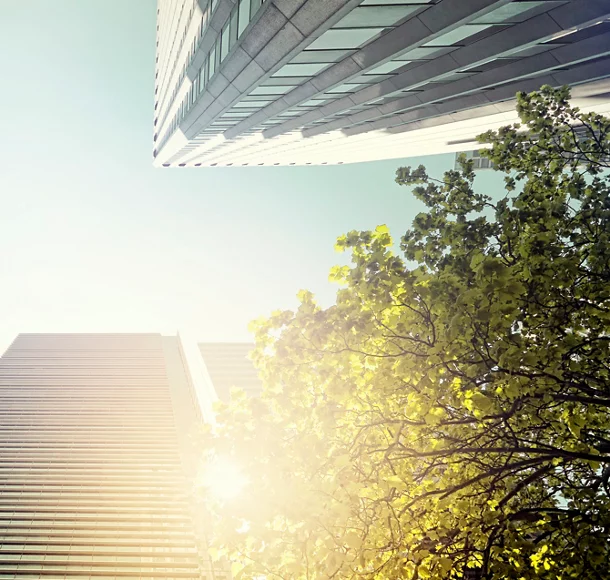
[199,343,262,402]
[153,0,610,167]
[0,333,212,579]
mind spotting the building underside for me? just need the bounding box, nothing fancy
[154,0,610,167]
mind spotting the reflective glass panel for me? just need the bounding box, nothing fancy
[291,49,356,63]
[250,85,295,95]
[471,1,548,24]
[265,76,310,85]
[220,21,230,61]
[365,60,408,74]
[334,6,419,28]
[395,46,457,60]
[307,28,385,50]
[423,24,493,46]
[229,9,239,48]
[233,100,273,107]
[272,62,330,77]
[209,45,216,77]
[238,0,250,36]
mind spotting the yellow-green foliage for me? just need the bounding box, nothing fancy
[200,87,610,579]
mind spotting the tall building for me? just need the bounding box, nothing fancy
[0,333,215,579]
[199,343,262,402]
[153,0,610,167]
[454,149,495,170]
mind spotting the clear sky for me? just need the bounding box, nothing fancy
[0,1,487,355]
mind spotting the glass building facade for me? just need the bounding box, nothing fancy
[153,0,610,167]
[0,333,212,579]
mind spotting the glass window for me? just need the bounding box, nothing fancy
[471,1,547,24]
[199,62,207,92]
[229,8,239,48]
[365,60,407,75]
[215,37,222,68]
[272,62,330,77]
[265,75,309,85]
[333,6,419,28]
[233,100,273,107]
[307,28,385,50]
[222,111,254,117]
[291,49,356,63]
[250,85,295,95]
[276,110,304,117]
[221,21,230,61]
[395,46,456,60]
[422,24,493,47]
[238,0,250,37]
[250,0,262,14]
[299,98,333,107]
[209,45,216,77]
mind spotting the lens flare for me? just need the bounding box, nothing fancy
[201,456,248,501]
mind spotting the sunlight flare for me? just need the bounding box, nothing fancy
[200,456,248,501]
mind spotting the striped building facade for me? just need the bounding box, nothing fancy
[0,333,215,580]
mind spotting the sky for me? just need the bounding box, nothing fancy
[0,1,496,355]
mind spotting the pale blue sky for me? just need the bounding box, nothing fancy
[0,1,493,354]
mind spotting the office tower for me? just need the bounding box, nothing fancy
[199,343,262,401]
[0,333,212,579]
[153,0,610,167]
[454,149,495,170]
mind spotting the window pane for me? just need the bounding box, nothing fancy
[238,0,250,37]
[200,61,208,92]
[291,49,356,63]
[229,8,238,48]
[264,75,310,85]
[209,45,216,77]
[365,60,407,75]
[471,1,548,24]
[250,85,295,95]
[215,37,222,68]
[272,62,330,77]
[250,0,262,15]
[395,46,456,60]
[333,6,419,28]
[307,28,385,50]
[220,21,230,61]
[422,24,493,47]
[324,83,360,94]
[233,100,273,107]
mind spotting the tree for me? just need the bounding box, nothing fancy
[199,86,610,579]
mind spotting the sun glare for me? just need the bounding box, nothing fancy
[201,456,248,501]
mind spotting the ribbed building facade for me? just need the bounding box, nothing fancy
[153,0,610,167]
[0,333,213,579]
[199,343,262,402]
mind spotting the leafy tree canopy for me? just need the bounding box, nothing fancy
[200,87,610,579]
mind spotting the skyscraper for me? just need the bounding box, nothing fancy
[0,333,212,579]
[199,343,262,402]
[153,0,610,167]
